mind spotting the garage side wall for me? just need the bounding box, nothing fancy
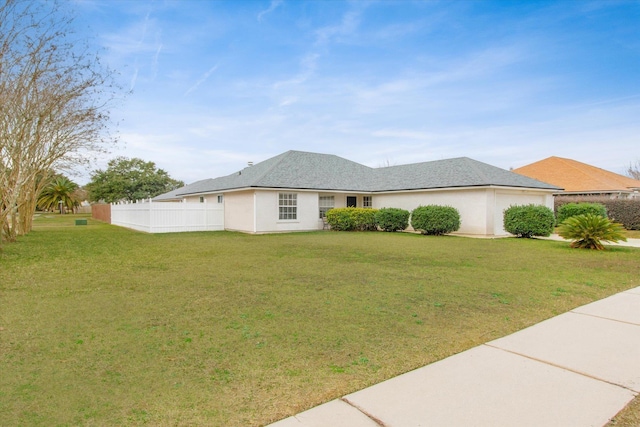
[373,188,490,235]
[493,190,554,235]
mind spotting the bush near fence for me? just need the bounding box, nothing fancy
[555,196,640,230]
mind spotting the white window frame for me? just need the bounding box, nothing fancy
[199,196,205,203]
[363,196,372,208]
[217,194,224,203]
[319,195,335,218]
[279,193,297,220]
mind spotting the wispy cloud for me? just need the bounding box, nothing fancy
[314,8,362,46]
[257,0,283,22]
[150,43,163,80]
[273,53,319,89]
[129,61,139,91]
[184,64,220,96]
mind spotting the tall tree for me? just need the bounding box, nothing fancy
[626,160,640,180]
[87,157,184,203]
[37,175,80,213]
[0,0,118,244]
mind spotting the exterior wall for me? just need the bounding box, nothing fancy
[373,187,555,236]
[255,190,322,233]
[153,186,554,236]
[493,190,554,235]
[224,190,255,232]
[373,188,490,235]
[182,194,224,204]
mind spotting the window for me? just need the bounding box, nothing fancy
[279,193,297,220]
[217,194,224,203]
[363,196,372,208]
[199,196,205,203]
[319,195,334,218]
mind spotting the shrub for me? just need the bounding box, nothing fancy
[503,204,555,238]
[603,199,640,230]
[555,196,640,230]
[557,214,627,250]
[410,205,460,235]
[325,208,353,231]
[325,208,378,231]
[374,208,410,232]
[556,202,607,224]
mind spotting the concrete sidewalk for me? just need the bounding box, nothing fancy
[542,234,640,248]
[269,286,640,427]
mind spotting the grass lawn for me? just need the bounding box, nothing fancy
[624,228,640,239]
[1,214,638,426]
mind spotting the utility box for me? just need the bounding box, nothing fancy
[75,219,88,226]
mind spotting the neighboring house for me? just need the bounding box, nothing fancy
[155,150,559,236]
[513,156,640,199]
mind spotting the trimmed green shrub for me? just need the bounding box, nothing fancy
[325,208,353,231]
[605,199,640,230]
[325,208,378,231]
[410,205,460,235]
[555,196,640,230]
[557,214,627,250]
[503,204,555,238]
[556,202,607,225]
[374,208,410,232]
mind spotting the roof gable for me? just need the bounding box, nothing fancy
[155,150,559,200]
[513,156,640,193]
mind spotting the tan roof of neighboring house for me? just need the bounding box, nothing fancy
[513,156,640,193]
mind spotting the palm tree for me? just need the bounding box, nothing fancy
[37,176,80,213]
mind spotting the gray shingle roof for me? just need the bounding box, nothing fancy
[155,150,560,200]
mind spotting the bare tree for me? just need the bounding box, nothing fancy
[626,160,640,180]
[0,0,119,245]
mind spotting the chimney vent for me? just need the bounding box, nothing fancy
[248,161,253,167]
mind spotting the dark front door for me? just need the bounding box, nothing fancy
[346,196,357,207]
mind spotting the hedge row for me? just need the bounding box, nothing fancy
[325,207,377,231]
[325,206,462,234]
[556,202,607,224]
[555,197,640,230]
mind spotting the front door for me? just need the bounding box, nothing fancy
[346,196,357,207]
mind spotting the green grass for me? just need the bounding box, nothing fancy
[625,229,640,239]
[1,214,638,426]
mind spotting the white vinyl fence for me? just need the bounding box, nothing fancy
[111,200,224,233]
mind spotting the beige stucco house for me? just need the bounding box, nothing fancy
[155,150,560,236]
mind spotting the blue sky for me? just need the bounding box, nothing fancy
[73,0,640,184]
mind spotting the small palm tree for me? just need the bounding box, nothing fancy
[557,214,627,250]
[37,176,80,213]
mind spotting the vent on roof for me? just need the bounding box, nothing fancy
[248,161,253,167]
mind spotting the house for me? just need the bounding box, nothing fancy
[155,150,560,236]
[513,156,640,199]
